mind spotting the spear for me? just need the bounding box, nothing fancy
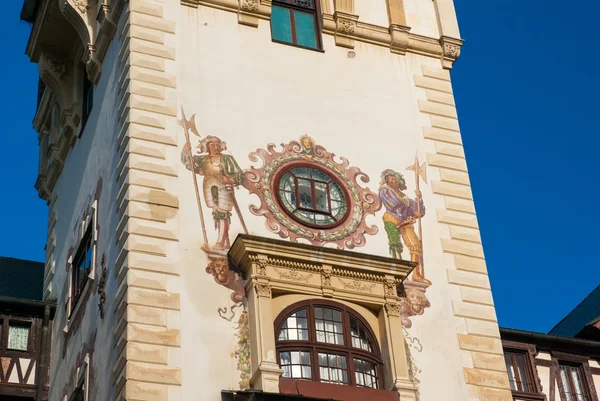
[406,154,427,274]
[179,107,208,249]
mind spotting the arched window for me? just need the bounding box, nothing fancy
[275,300,383,389]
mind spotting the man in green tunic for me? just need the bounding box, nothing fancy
[182,135,244,250]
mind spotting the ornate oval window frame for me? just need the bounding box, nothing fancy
[244,136,381,249]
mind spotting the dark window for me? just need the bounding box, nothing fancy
[558,362,591,401]
[504,350,535,393]
[71,224,93,314]
[271,0,321,50]
[81,69,93,132]
[276,166,349,228]
[275,300,382,389]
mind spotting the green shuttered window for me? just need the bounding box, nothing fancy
[271,0,321,50]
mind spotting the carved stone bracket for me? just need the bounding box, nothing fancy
[254,282,272,298]
[389,24,411,55]
[238,0,260,27]
[333,11,359,48]
[439,35,464,70]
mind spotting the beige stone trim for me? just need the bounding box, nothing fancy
[229,235,418,400]
[414,64,511,400]
[114,3,181,400]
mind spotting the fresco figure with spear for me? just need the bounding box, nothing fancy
[379,155,431,285]
[180,108,246,251]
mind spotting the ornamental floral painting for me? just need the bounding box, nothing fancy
[243,135,380,249]
[378,157,432,327]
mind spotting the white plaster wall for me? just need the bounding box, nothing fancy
[176,4,465,401]
[404,0,440,37]
[46,31,124,401]
[354,0,389,27]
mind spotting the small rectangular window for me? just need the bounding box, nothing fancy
[271,0,321,50]
[558,362,591,401]
[504,350,534,393]
[7,324,29,351]
[71,224,93,314]
[81,69,93,132]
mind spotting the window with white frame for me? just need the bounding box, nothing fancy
[67,201,97,318]
[70,354,89,401]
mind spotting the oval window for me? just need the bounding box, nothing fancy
[276,166,349,228]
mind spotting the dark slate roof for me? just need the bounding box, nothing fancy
[0,256,44,301]
[549,285,600,338]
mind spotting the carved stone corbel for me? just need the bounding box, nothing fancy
[389,24,411,55]
[238,0,260,28]
[439,35,464,70]
[94,2,117,65]
[58,0,101,83]
[333,11,359,49]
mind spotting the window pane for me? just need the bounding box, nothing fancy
[8,326,29,351]
[279,309,309,342]
[515,353,530,392]
[280,351,311,379]
[271,6,293,44]
[293,10,317,49]
[504,352,517,391]
[318,353,349,385]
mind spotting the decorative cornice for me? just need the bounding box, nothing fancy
[181,0,454,63]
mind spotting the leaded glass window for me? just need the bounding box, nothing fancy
[280,351,312,379]
[277,166,349,228]
[559,363,591,401]
[279,309,309,341]
[275,300,382,388]
[318,353,349,385]
[354,358,378,389]
[7,325,29,351]
[271,0,321,50]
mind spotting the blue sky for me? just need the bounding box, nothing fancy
[1,1,597,333]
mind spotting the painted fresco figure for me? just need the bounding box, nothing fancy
[379,169,431,285]
[182,136,244,250]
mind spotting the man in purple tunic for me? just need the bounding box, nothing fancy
[379,169,430,285]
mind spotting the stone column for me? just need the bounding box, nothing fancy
[247,260,283,392]
[386,0,411,55]
[333,0,359,48]
[432,0,463,68]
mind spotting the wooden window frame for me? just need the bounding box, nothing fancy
[274,299,384,389]
[271,0,324,52]
[0,317,35,354]
[502,340,545,401]
[275,163,351,229]
[552,351,598,401]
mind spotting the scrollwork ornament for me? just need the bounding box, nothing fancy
[384,278,397,296]
[73,0,90,14]
[255,259,267,276]
[48,57,67,79]
[97,254,107,319]
[385,302,402,317]
[338,18,356,35]
[444,43,460,59]
[338,278,375,293]
[243,136,381,249]
[240,0,259,12]
[254,283,272,298]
